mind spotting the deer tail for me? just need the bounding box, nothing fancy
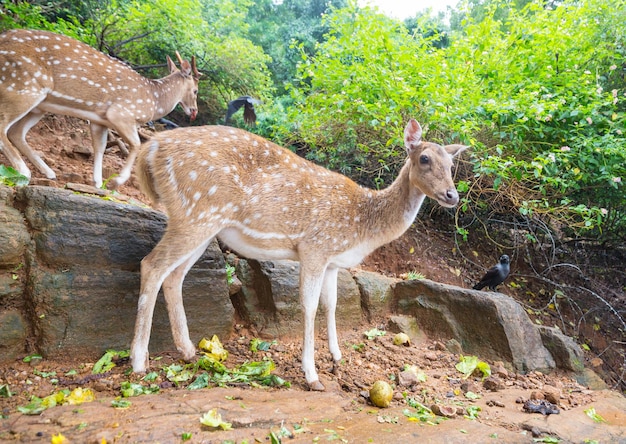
[136,139,161,206]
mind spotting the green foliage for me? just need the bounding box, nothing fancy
[1,0,274,125]
[280,0,625,240]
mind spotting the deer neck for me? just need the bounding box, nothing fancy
[147,73,187,121]
[358,159,425,248]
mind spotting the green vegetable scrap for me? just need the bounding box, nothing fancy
[455,355,491,380]
[17,387,95,415]
[120,381,159,397]
[199,335,229,362]
[584,407,607,423]
[92,349,130,374]
[200,408,232,430]
[364,328,386,340]
[0,165,29,187]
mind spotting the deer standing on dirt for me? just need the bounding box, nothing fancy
[0,28,200,189]
[131,119,467,390]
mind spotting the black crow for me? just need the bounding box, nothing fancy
[225,96,261,125]
[473,254,510,291]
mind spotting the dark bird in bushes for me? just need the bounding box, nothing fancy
[473,255,510,291]
[225,96,261,125]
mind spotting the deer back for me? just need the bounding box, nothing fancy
[0,29,198,124]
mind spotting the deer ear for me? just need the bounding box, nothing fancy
[166,55,177,73]
[404,119,423,154]
[445,144,469,157]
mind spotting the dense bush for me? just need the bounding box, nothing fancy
[281,0,625,242]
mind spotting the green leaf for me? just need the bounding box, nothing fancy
[364,328,386,340]
[111,398,132,409]
[0,165,29,187]
[120,381,159,397]
[584,407,607,423]
[0,384,12,398]
[188,373,210,390]
[199,408,232,430]
[93,349,130,374]
[455,355,491,380]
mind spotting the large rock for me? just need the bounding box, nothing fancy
[394,278,556,373]
[235,259,362,336]
[0,185,234,362]
[538,325,585,372]
[353,270,397,322]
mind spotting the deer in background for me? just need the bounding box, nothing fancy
[131,119,468,390]
[0,28,200,189]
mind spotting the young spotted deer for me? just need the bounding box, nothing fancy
[131,119,467,390]
[0,28,200,189]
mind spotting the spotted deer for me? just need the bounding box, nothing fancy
[0,28,200,189]
[131,119,468,390]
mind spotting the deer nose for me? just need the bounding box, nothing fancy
[446,189,459,204]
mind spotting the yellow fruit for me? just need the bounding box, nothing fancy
[393,332,411,346]
[369,380,393,408]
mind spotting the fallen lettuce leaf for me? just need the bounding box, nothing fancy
[0,384,12,398]
[0,165,29,187]
[111,398,132,409]
[199,335,229,362]
[65,387,95,404]
[199,408,232,430]
[17,388,94,415]
[455,355,491,380]
[93,349,130,374]
[51,433,68,444]
[120,381,159,397]
[250,338,276,352]
[364,328,386,340]
[584,407,607,423]
[188,373,210,390]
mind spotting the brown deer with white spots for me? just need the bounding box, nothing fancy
[0,28,200,188]
[131,120,468,390]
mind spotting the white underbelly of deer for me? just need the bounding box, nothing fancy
[131,121,468,391]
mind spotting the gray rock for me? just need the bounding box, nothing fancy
[0,310,28,360]
[0,185,233,362]
[0,187,29,267]
[394,278,556,373]
[353,270,397,322]
[537,325,585,372]
[235,259,362,336]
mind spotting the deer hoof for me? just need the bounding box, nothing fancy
[331,360,341,377]
[308,380,325,391]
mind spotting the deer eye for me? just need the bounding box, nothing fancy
[419,154,429,165]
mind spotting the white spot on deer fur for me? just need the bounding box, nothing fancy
[208,185,218,196]
[189,170,197,181]
[193,191,201,201]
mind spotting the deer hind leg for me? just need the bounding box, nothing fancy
[130,227,215,373]
[320,266,342,376]
[89,123,109,188]
[299,262,327,391]
[105,117,141,189]
[0,94,52,179]
[161,240,212,361]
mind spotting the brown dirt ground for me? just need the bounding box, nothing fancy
[1,116,625,443]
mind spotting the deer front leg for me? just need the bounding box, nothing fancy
[161,240,212,361]
[320,266,342,376]
[300,263,326,391]
[6,108,56,180]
